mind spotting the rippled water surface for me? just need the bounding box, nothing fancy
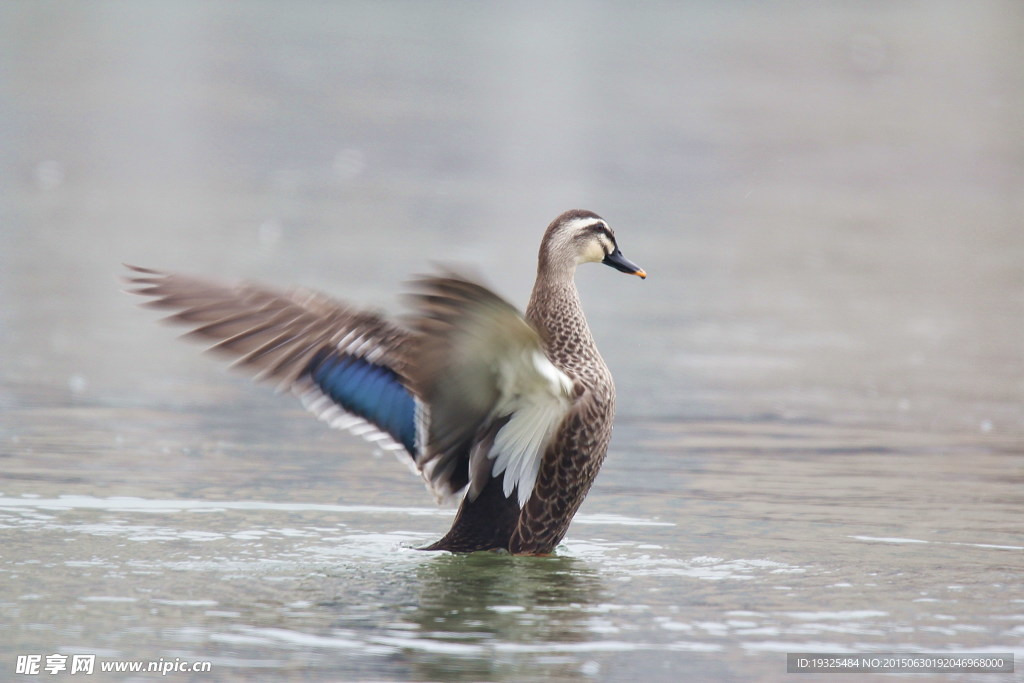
[2,2,1022,681]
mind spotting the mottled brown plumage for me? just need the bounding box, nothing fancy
[126,209,644,555]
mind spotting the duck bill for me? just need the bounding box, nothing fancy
[602,249,647,279]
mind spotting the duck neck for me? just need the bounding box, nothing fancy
[526,265,599,369]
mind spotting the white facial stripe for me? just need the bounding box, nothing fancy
[562,217,608,233]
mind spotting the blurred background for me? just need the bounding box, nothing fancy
[1,1,1021,433]
[0,2,1021,681]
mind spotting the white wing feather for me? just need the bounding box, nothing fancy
[489,350,574,507]
[411,274,576,508]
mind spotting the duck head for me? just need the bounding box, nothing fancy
[538,209,646,279]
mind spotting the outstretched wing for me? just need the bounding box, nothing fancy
[408,274,575,508]
[123,265,448,499]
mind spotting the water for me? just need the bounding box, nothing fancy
[1,2,1022,681]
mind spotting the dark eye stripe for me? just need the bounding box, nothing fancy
[571,221,616,253]
[585,223,615,242]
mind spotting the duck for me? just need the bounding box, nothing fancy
[125,209,646,555]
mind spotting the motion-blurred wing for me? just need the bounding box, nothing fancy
[408,274,574,508]
[124,266,441,497]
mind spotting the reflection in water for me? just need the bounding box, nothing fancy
[413,551,605,615]
[411,552,605,638]
[318,551,607,681]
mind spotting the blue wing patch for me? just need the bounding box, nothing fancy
[307,350,417,456]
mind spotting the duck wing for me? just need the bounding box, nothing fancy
[123,265,443,496]
[408,274,575,509]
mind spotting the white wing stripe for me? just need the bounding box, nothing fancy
[488,350,573,507]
